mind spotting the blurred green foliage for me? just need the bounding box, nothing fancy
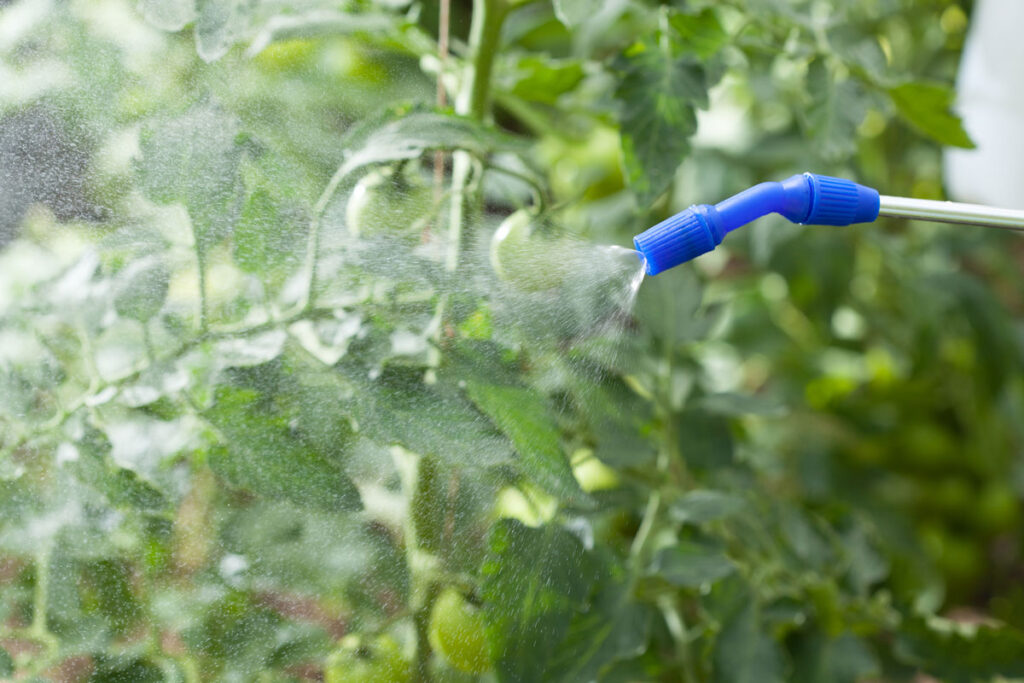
[3,0,1024,680]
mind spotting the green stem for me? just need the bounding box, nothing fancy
[412,581,440,683]
[446,0,509,271]
[26,546,59,673]
[459,0,509,121]
[196,251,208,333]
[31,548,50,637]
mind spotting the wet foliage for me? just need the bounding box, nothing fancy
[3,0,1024,681]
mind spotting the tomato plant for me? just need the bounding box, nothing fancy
[3,0,1024,681]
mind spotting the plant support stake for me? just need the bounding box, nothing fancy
[634,172,1024,275]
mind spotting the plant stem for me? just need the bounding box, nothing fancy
[412,581,440,683]
[446,0,508,271]
[196,252,208,333]
[31,547,50,637]
[459,0,508,121]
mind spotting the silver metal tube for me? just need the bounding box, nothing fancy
[878,195,1024,232]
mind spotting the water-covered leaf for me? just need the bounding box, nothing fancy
[339,110,525,179]
[481,520,594,682]
[205,384,361,512]
[70,426,168,512]
[246,10,397,57]
[195,0,251,62]
[137,104,243,255]
[0,645,13,676]
[233,188,304,277]
[346,365,514,468]
[113,256,169,323]
[465,381,586,503]
[137,0,196,31]
[545,569,651,681]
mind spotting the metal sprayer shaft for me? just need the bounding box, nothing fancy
[878,195,1024,232]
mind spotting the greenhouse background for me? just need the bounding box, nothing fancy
[2,0,1024,680]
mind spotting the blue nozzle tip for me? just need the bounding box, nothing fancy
[633,205,722,275]
[803,173,880,225]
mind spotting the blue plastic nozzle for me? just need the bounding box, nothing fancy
[633,173,880,275]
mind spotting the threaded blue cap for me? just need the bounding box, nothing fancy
[803,173,880,225]
[633,205,723,275]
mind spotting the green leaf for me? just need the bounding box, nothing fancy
[205,384,361,512]
[614,42,708,204]
[713,603,785,683]
[339,110,525,179]
[792,631,879,683]
[195,0,250,62]
[696,392,786,417]
[222,501,407,599]
[827,26,887,79]
[545,570,651,681]
[246,10,398,57]
[0,645,13,676]
[670,490,745,525]
[233,188,303,277]
[504,56,585,106]
[114,256,169,323]
[345,365,514,468]
[668,9,728,60]
[896,615,1024,683]
[465,381,586,503]
[888,82,974,149]
[552,0,590,29]
[650,542,735,587]
[676,409,735,471]
[803,59,863,161]
[137,0,195,31]
[71,426,168,512]
[481,520,594,682]
[634,266,704,346]
[137,104,243,255]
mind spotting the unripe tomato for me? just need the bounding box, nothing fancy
[571,449,620,492]
[428,588,491,674]
[488,209,569,291]
[324,634,411,683]
[493,485,556,527]
[254,39,317,72]
[345,166,433,240]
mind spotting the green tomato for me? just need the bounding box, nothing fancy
[325,634,411,683]
[571,449,620,492]
[254,39,318,72]
[493,485,557,527]
[537,126,624,201]
[489,209,569,292]
[428,588,491,674]
[345,166,433,240]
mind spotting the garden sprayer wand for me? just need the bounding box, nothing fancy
[633,173,1024,276]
